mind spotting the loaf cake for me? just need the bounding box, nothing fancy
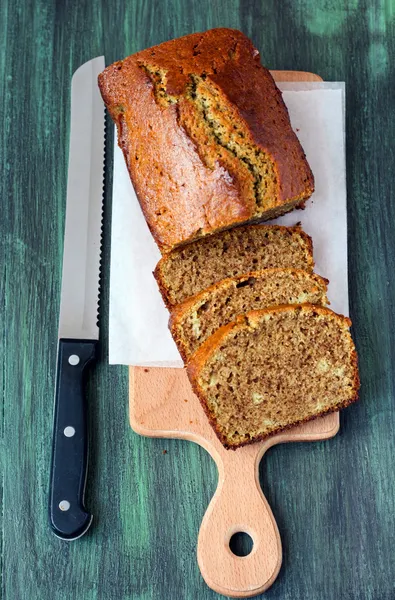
[170,269,329,361]
[98,28,314,253]
[155,223,314,307]
[187,305,359,448]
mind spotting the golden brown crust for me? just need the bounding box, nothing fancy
[153,266,175,310]
[154,223,315,308]
[169,322,191,364]
[169,268,329,362]
[186,304,359,449]
[99,29,314,253]
[186,315,246,381]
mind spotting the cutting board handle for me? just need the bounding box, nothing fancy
[197,446,282,598]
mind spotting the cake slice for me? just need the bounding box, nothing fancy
[187,305,359,449]
[154,224,314,307]
[170,269,329,361]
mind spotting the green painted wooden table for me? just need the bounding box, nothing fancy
[1,1,394,598]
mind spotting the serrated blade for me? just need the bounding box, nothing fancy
[58,56,105,340]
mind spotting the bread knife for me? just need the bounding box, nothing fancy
[49,56,105,540]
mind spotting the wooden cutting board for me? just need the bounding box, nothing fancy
[129,71,340,598]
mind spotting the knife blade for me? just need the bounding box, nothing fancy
[49,56,105,540]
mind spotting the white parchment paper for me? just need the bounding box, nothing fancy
[109,82,346,366]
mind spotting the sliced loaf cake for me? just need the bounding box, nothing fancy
[187,305,359,449]
[170,269,329,361]
[99,29,314,253]
[154,224,314,307]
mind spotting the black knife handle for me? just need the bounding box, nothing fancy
[49,338,98,540]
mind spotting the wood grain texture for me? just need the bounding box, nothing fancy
[1,1,394,599]
[130,361,338,597]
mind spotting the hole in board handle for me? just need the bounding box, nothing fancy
[229,532,254,557]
